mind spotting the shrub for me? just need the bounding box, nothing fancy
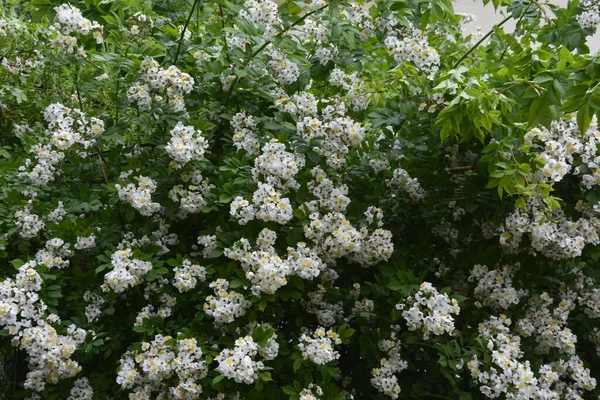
[0,0,600,399]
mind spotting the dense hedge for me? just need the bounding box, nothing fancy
[1,0,600,399]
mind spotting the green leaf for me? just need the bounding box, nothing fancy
[219,193,232,204]
[212,375,225,385]
[11,259,25,270]
[307,150,321,163]
[293,207,306,220]
[282,386,296,395]
[95,264,109,274]
[293,358,302,372]
[341,328,355,340]
[230,278,245,288]
[259,300,267,311]
[577,103,593,134]
[259,371,272,381]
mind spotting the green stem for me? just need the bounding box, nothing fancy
[74,62,84,111]
[83,57,102,70]
[174,0,200,65]
[453,14,512,69]
[115,45,130,124]
[219,3,230,64]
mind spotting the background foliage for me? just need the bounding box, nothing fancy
[1,0,600,399]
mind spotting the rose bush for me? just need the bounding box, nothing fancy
[1,0,600,399]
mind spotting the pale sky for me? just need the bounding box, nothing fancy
[454,0,600,51]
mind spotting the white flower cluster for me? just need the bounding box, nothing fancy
[303,212,393,266]
[364,205,385,228]
[252,323,280,360]
[134,294,176,326]
[102,247,153,293]
[44,103,104,151]
[295,102,365,169]
[469,263,527,310]
[304,286,344,327]
[314,44,339,65]
[268,50,300,85]
[574,269,600,318]
[127,58,194,112]
[397,282,460,339]
[274,91,318,119]
[51,4,103,53]
[287,241,325,280]
[328,68,358,92]
[299,384,323,400]
[307,167,350,212]
[67,377,93,400]
[526,117,600,190]
[204,279,251,324]
[169,170,214,218]
[516,291,578,355]
[168,183,206,215]
[229,196,256,225]
[385,31,440,73]
[83,291,106,323]
[229,139,305,225]
[524,125,575,183]
[126,12,154,36]
[238,0,281,40]
[468,315,538,399]
[14,206,45,238]
[342,3,376,40]
[387,167,425,201]
[116,175,161,216]
[252,140,305,191]
[18,144,65,186]
[1,50,43,74]
[576,1,600,30]
[19,103,104,185]
[46,201,66,222]
[35,237,72,269]
[1,262,87,391]
[165,122,209,168]
[54,4,103,38]
[225,234,289,295]
[351,297,375,319]
[371,333,408,399]
[225,230,324,295]
[172,259,207,293]
[590,328,600,356]
[134,304,156,326]
[197,234,218,258]
[290,10,330,44]
[499,201,600,259]
[0,16,22,37]
[431,219,459,246]
[298,327,341,365]
[21,323,86,391]
[369,157,392,173]
[117,334,207,399]
[230,182,293,225]
[231,111,260,155]
[74,234,96,250]
[215,335,267,384]
[112,221,178,258]
[469,315,597,399]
